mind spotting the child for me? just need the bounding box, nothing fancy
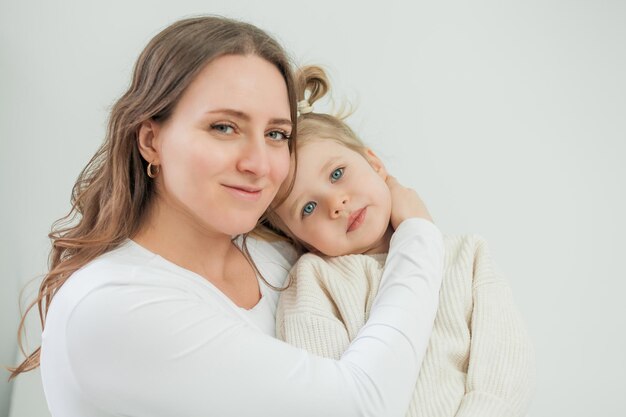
[267,66,535,417]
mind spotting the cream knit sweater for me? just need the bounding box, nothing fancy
[276,235,534,417]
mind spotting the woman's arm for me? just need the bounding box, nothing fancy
[454,238,535,417]
[64,218,443,417]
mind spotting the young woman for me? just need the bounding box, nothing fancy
[10,17,444,416]
[268,65,534,417]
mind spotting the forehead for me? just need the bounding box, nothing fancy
[176,54,291,119]
[279,140,360,196]
[296,139,348,169]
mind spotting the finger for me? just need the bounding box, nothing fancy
[385,175,398,186]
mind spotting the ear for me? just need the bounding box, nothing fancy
[137,119,162,164]
[365,148,388,180]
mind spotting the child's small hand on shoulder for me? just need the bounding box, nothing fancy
[386,176,433,228]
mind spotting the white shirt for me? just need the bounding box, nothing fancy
[40,218,444,417]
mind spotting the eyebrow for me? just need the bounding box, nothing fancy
[320,156,341,177]
[288,156,342,220]
[206,109,293,128]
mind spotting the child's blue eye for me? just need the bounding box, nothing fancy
[330,168,344,182]
[302,201,317,217]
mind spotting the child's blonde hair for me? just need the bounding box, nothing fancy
[258,65,370,253]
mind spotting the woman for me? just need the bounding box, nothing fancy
[10,16,444,416]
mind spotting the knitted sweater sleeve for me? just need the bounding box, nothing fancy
[276,250,381,360]
[454,238,535,417]
[277,307,352,360]
[275,257,352,360]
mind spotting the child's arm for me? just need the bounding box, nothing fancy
[455,237,535,417]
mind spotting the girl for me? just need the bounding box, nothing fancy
[10,17,444,417]
[269,66,535,417]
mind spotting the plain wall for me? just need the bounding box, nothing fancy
[1,1,625,416]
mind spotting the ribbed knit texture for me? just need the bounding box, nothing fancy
[276,235,534,417]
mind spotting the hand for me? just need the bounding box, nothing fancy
[386,176,433,229]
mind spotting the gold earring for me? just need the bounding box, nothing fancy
[147,162,160,178]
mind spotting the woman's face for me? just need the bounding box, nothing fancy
[149,54,292,236]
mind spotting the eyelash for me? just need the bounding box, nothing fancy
[210,122,291,142]
[211,122,236,135]
[330,167,344,182]
[267,129,291,141]
[300,166,346,219]
[301,201,317,218]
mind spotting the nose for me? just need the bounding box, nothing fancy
[327,193,349,219]
[237,134,270,177]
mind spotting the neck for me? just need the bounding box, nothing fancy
[132,196,237,283]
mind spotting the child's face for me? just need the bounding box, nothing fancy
[275,140,392,256]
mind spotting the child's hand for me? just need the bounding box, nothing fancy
[386,176,433,229]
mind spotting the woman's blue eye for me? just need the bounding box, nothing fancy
[302,201,317,217]
[267,130,291,141]
[212,123,235,134]
[330,168,344,182]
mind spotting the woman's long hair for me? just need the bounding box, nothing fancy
[9,16,298,378]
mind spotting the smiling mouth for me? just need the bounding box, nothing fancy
[347,207,367,232]
[222,184,263,201]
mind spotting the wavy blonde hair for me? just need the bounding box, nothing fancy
[9,16,298,379]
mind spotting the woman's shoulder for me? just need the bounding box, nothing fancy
[67,240,156,283]
[50,240,217,321]
[48,241,155,309]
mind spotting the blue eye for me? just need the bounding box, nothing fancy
[330,168,344,182]
[302,201,317,217]
[212,123,235,134]
[267,130,291,141]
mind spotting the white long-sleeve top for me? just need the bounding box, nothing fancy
[40,218,444,417]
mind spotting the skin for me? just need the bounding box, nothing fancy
[134,54,292,308]
[275,140,395,256]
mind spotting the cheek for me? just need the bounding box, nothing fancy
[382,186,392,212]
[160,138,229,198]
[270,146,291,184]
[371,178,393,218]
[188,146,229,176]
[308,224,342,254]
[288,221,329,254]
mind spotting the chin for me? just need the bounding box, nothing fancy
[207,211,261,236]
[358,228,389,254]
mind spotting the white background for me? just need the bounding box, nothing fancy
[1,1,625,416]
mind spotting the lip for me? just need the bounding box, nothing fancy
[347,207,367,232]
[222,184,263,202]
